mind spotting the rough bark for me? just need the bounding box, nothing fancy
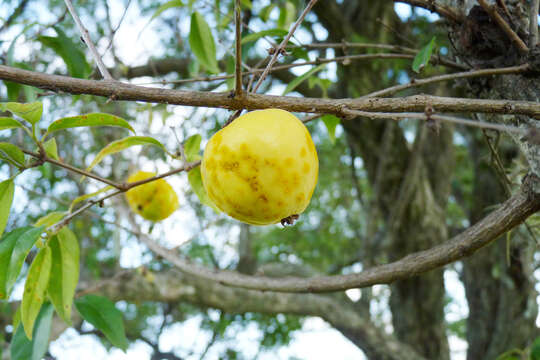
[447,2,540,358]
[462,133,538,360]
[316,1,452,358]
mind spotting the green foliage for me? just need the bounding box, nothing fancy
[150,0,184,22]
[0,142,26,168]
[37,27,91,78]
[0,102,42,125]
[188,167,220,212]
[189,12,220,74]
[68,186,114,212]
[412,36,436,73]
[21,245,52,338]
[0,179,15,236]
[43,138,59,160]
[183,134,202,161]
[85,136,167,174]
[10,303,54,360]
[46,113,135,136]
[321,115,341,144]
[282,64,326,95]
[75,295,128,351]
[34,212,65,228]
[241,29,288,44]
[0,117,23,131]
[0,227,44,300]
[47,228,80,324]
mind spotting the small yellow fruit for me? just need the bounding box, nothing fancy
[125,171,179,222]
[201,109,318,225]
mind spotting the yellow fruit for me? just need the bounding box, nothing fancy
[201,109,318,225]
[125,171,179,222]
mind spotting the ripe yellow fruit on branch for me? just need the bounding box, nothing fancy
[201,109,318,225]
[125,171,179,222]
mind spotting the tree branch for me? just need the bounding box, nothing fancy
[478,0,529,53]
[0,0,30,34]
[63,0,114,80]
[1,65,538,117]
[251,0,319,93]
[78,268,427,360]
[530,0,540,47]
[393,0,462,22]
[133,176,540,293]
[234,0,242,97]
[362,64,529,98]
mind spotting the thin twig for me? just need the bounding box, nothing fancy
[48,188,122,233]
[23,149,123,188]
[362,64,529,98]
[63,0,114,80]
[342,110,526,134]
[393,0,462,23]
[478,0,529,53]
[122,160,200,190]
[0,0,30,34]
[302,113,323,123]
[46,161,200,233]
[530,0,539,47]
[234,0,243,97]
[138,52,466,87]
[224,0,318,125]
[251,0,319,93]
[133,180,540,292]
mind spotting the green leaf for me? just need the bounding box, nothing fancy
[43,138,59,161]
[0,227,31,299]
[68,186,114,213]
[188,167,220,212]
[22,246,52,339]
[0,179,15,237]
[412,36,436,73]
[10,303,54,360]
[47,228,79,324]
[277,2,295,30]
[34,211,66,228]
[46,113,135,135]
[240,0,252,9]
[225,56,235,90]
[531,337,540,360]
[321,115,341,144]
[184,134,202,162]
[37,27,91,78]
[0,117,23,131]
[150,0,183,21]
[189,12,220,74]
[0,142,25,167]
[75,295,128,351]
[0,102,42,125]
[260,3,276,22]
[1,226,44,300]
[241,29,288,44]
[282,64,326,95]
[85,136,166,174]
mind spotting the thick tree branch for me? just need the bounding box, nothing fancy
[478,0,529,53]
[81,269,427,360]
[1,65,539,117]
[135,177,540,293]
